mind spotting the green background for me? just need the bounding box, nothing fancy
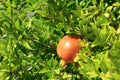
[0,0,120,80]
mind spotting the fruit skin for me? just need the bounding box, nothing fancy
[56,35,82,63]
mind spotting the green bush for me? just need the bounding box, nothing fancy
[0,0,120,80]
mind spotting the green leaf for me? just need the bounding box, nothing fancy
[39,69,49,74]
[112,2,120,6]
[87,71,98,78]
[23,41,33,50]
[106,6,113,12]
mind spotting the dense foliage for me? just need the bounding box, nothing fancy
[0,0,120,79]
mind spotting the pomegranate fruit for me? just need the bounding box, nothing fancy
[56,35,83,63]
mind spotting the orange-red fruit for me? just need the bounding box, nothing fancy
[56,35,82,63]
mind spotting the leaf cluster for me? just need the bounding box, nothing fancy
[0,0,120,79]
